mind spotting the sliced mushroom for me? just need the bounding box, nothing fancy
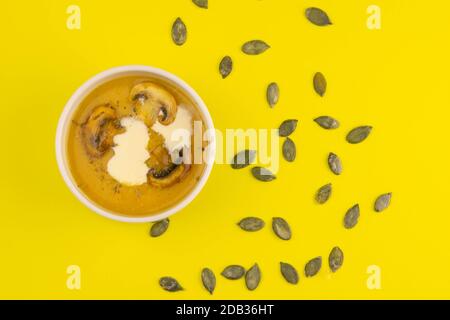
[81,104,123,157]
[147,164,186,188]
[130,82,177,127]
[145,129,190,188]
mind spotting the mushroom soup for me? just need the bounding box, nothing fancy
[67,76,207,216]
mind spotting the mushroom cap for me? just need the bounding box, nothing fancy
[81,104,123,157]
[130,82,178,127]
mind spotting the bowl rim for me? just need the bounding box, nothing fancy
[55,65,216,223]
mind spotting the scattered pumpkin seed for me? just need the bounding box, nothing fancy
[279,119,298,137]
[231,150,256,169]
[313,72,327,97]
[159,277,183,292]
[267,82,279,107]
[280,262,299,284]
[251,167,276,182]
[329,247,344,272]
[245,263,261,290]
[282,137,296,162]
[150,219,169,237]
[171,17,187,46]
[328,152,342,175]
[346,126,372,144]
[374,193,392,212]
[221,265,246,280]
[242,40,270,55]
[192,0,208,9]
[305,257,322,277]
[219,56,233,79]
[238,217,265,232]
[315,183,332,204]
[314,116,339,129]
[201,268,216,294]
[305,7,332,26]
[272,217,291,240]
[344,204,360,229]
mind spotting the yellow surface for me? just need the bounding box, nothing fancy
[0,0,449,299]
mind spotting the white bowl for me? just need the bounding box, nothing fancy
[55,65,215,223]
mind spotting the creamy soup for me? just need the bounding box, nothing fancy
[67,76,207,216]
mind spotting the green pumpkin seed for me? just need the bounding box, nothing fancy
[221,265,246,280]
[150,219,169,237]
[329,247,344,272]
[344,204,360,229]
[279,119,298,137]
[251,167,276,182]
[201,268,216,294]
[219,56,232,79]
[192,0,208,9]
[328,152,342,175]
[315,183,332,204]
[314,116,339,129]
[267,82,279,107]
[231,150,256,169]
[272,217,291,240]
[346,126,372,144]
[305,7,332,26]
[242,40,270,55]
[238,217,265,231]
[282,138,296,162]
[245,263,261,290]
[171,17,187,46]
[313,72,327,97]
[305,257,322,277]
[159,276,183,292]
[280,262,299,284]
[374,193,392,212]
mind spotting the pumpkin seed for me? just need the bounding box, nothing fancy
[201,268,216,294]
[219,56,232,79]
[374,193,392,212]
[245,263,261,290]
[221,265,245,280]
[328,152,342,175]
[346,126,372,144]
[279,119,298,137]
[267,82,279,107]
[305,7,332,26]
[159,277,183,292]
[242,40,270,55]
[344,204,360,229]
[282,138,296,162]
[231,150,256,169]
[304,257,322,277]
[280,262,299,284]
[329,247,344,272]
[313,72,327,96]
[272,217,291,240]
[150,219,169,237]
[238,217,265,231]
[192,0,208,9]
[315,183,332,204]
[314,116,339,129]
[251,167,276,182]
[171,17,187,46]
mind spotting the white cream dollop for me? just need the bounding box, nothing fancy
[152,106,193,154]
[107,117,149,186]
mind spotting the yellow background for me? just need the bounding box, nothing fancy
[1,0,449,299]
